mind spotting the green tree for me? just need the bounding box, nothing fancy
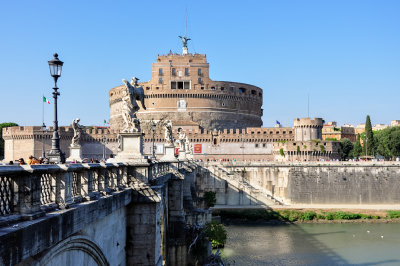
[340,138,354,160]
[205,221,227,248]
[364,115,375,156]
[374,126,400,159]
[353,134,363,158]
[0,122,18,159]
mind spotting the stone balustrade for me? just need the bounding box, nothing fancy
[0,162,159,224]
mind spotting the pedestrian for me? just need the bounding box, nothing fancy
[18,158,26,165]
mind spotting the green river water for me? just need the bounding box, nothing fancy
[221,223,400,265]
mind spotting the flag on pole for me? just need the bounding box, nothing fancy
[104,119,107,124]
[43,96,50,104]
[276,120,281,125]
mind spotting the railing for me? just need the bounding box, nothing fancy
[0,162,148,218]
[0,160,189,221]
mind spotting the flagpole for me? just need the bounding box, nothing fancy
[42,95,46,158]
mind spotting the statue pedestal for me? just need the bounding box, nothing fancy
[67,146,82,162]
[160,145,178,162]
[178,150,187,160]
[186,151,193,160]
[115,132,147,162]
[182,47,188,55]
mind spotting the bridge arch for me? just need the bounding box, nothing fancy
[37,235,109,266]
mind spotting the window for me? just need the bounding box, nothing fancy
[185,68,189,76]
[198,77,202,84]
[251,90,256,95]
[198,68,202,76]
[171,81,190,90]
[172,68,176,76]
[221,87,225,91]
[230,86,234,92]
[211,87,215,90]
[146,87,150,90]
[239,87,246,94]
[263,143,266,147]
[255,144,259,148]
[158,77,163,84]
[201,86,204,90]
[159,68,163,75]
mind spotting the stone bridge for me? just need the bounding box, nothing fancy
[0,160,211,266]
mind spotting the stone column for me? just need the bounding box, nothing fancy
[167,177,187,266]
[126,186,162,266]
[56,172,73,209]
[14,174,44,218]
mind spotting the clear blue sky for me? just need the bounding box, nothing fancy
[1,0,399,128]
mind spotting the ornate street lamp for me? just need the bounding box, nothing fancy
[47,53,65,164]
[151,121,157,160]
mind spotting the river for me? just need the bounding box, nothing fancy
[221,223,400,265]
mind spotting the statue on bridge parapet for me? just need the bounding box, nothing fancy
[121,77,143,133]
[177,128,186,151]
[71,118,83,147]
[164,120,174,147]
[67,118,84,162]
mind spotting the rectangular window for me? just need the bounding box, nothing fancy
[198,68,202,76]
[198,77,202,84]
[171,81,190,90]
[185,68,189,76]
[230,86,234,92]
[159,77,163,84]
[172,68,176,76]
[159,68,163,75]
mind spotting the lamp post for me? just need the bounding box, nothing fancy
[102,135,108,161]
[151,121,157,160]
[47,53,65,164]
[41,122,46,158]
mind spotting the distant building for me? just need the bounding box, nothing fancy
[373,124,389,131]
[391,120,400,127]
[322,122,356,142]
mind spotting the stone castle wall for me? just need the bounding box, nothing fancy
[226,164,400,205]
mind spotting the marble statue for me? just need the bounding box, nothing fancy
[121,78,141,133]
[71,118,83,147]
[185,136,193,154]
[164,120,174,146]
[177,128,186,151]
[122,77,146,110]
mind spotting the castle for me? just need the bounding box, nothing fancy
[2,43,340,162]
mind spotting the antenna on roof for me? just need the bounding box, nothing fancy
[185,8,188,37]
[178,9,191,55]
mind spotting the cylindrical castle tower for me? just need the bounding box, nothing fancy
[293,118,324,141]
[109,52,263,131]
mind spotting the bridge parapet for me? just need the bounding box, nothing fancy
[0,162,151,225]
